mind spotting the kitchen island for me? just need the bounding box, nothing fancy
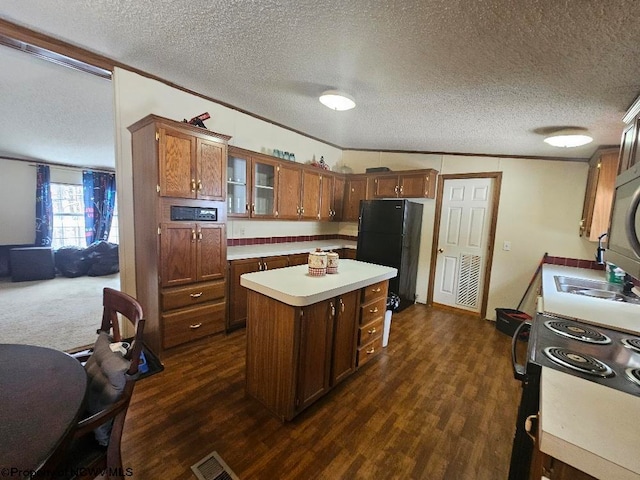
[240,259,397,420]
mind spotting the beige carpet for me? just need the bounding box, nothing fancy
[0,273,120,351]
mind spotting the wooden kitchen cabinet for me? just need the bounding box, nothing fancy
[276,162,303,219]
[158,124,228,201]
[319,172,334,221]
[160,222,225,287]
[357,280,388,367]
[579,147,619,241]
[332,175,346,221]
[227,146,278,218]
[227,255,289,331]
[246,287,361,420]
[129,114,230,357]
[300,168,322,220]
[288,253,309,266]
[371,170,437,199]
[343,175,368,221]
[330,290,359,385]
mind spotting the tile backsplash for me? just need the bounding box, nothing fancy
[227,234,356,247]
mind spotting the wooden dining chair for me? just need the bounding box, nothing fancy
[48,287,145,480]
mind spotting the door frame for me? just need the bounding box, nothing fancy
[426,172,503,319]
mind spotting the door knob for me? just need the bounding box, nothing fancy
[438,248,444,253]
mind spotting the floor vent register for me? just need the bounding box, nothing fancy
[191,451,240,480]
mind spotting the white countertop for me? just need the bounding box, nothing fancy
[240,259,397,306]
[541,264,640,335]
[540,368,640,480]
[228,239,356,261]
[539,264,640,478]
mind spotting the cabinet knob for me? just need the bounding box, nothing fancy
[190,292,203,298]
[368,327,377,334]
[330,302,335,316]
[197,179,202,191]
[370,307,379,313]
[366,347,375,355]
[189,323,203,329]
[372,287,381,293]
[340,298,345,312]
[191,229,196,242]
[191,179,196,192]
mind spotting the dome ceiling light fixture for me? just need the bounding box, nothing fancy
[319,90,356,111]
[543,127,593,148]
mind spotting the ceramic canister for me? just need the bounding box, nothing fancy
[327,251,339,274]
[308,249,327,276]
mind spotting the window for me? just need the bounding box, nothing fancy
[51,183,85,249]
[107,197,119,244]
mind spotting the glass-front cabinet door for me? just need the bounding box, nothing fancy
[252,159,277,218]
[227,152,249,217]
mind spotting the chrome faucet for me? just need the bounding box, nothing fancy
[595,232,608,264]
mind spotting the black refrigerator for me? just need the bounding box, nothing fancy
[356,199,423,311]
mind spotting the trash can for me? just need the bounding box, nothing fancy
[383,293,400,347]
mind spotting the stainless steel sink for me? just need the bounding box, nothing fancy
[553,275,640,304]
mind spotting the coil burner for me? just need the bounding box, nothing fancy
[543,347,615,377]
[543,320,611,344]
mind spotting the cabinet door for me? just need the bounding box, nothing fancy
[252,158,277,218]
[277,162,302,220]
[160,222,197,287]
[332,175,345,221]
[288,253,308,266]
[331,290,359,385]
[301,169,322,220]
[373,175,400,197]
[227,151,249,217]
[297,300,334,411]
[343,177,368,221]
[261,255,289,271]
[399,173,429,197]
[196,138,225,201]
[619,121,637,174]
[319,173,334,221]
[159,127,196,199]
[228,258,263,330]
[197,223,226,281]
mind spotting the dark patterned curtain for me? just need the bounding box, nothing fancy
[35,165,53,246]
[83,170,116,245]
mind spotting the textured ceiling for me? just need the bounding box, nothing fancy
[2,0,640,167]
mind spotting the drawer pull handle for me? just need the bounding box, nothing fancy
[189,323,203,329]
[190,292,203,298]
[368,327,377,334]
[366,347,375,355]
[372,287,381,293]
[370,307,379,313]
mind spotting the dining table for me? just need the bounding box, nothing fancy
[0,344,87,478]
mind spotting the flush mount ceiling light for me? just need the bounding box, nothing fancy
[319,90,356,111]
[543,128,593,148]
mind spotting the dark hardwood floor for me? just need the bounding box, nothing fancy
[122,304,521,479]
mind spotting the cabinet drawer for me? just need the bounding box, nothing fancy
[161,280,226,311]
[357,335,382,367]
[162,300,225,348]
[358,317,384,346]
[360,297,386,325]
[362,280,388,304]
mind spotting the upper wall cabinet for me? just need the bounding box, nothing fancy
[580,148,620,241]
[227,147,278,219]
[371,170,438,199]
[157,124,229,201]
[620,95,640,175]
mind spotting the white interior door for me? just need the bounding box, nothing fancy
[433,177,493,313]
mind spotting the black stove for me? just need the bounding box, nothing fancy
[509,313,640,479]
[528,314,640,395]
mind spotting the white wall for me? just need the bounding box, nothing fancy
[0,159,36,244]
[342,151,594,318]
[112,68,343,294]
[0,159,83,245]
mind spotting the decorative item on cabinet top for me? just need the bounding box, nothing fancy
[183,112,210,128]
